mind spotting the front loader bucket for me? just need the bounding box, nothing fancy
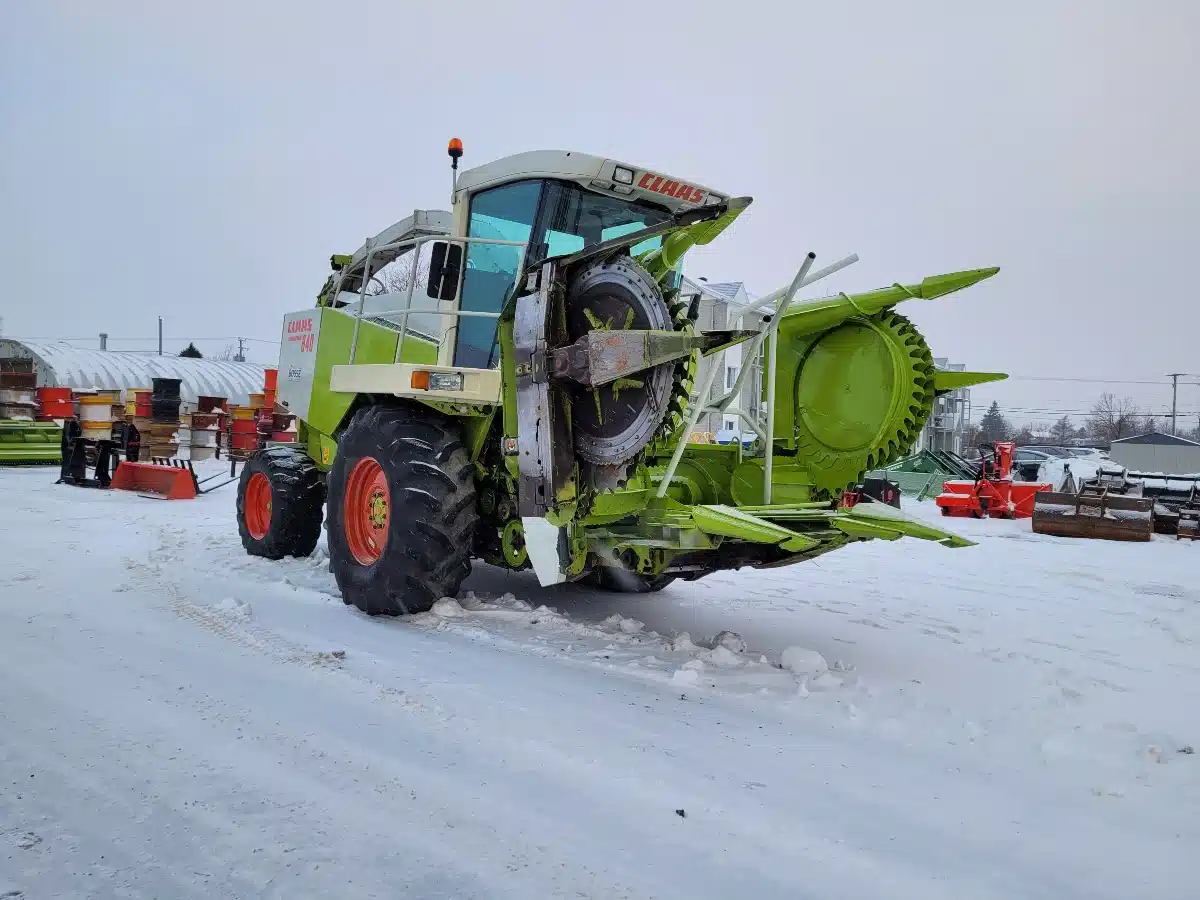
[110,461,198,500]
[1032,488,1152,542]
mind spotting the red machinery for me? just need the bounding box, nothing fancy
[935,441,1051,519]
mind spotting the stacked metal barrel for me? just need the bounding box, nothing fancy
[37,387,73,420]
[229,405,257,459]
[263,367,297,443]
[127,388,153,460]
[150,378,182,458]
[188,398,218,461]
[0,361,38,420]
[226,368,294,458]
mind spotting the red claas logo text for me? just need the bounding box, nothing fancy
[637,173,707,204]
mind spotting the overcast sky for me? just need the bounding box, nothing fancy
[2,1,1197,429]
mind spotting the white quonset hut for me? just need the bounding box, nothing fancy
[0,339,266,406]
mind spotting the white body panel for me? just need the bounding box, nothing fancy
[522,516,567,586]
[278,310,322,420]
[453,150,725,214]
[329,362,501,406]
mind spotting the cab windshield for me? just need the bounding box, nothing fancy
[454,179,672,367]
[534,180,671,261]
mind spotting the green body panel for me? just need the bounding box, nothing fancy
[729,456,813,506]
[689,504,822,553]
[638,198,751,282]
[763,268,1000,494]
[304,307,438,468]
[0,420,63,465]
[932,370,1008,391]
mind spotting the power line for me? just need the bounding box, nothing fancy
[1003,376,1172,385]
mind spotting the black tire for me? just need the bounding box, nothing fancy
[237,446,325,559]
[590,567,677,594]
[327,403,478,616]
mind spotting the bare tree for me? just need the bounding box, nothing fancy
[1086,393,1141,442]
[365,249,431,297]
[213,343,237,361]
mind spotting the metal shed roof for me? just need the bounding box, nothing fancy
[0,339,266,406]
[1111,431,1200,446]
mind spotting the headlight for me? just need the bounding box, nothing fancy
[411,371,465,391]
[613,166,634,184]
[428,372,465,391]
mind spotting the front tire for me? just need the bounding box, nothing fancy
[237,446,325,559]
[327,404,478,615]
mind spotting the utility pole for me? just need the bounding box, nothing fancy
[234,337,246,363]
[158,317,163,356]
[99,332,107,350]
[1168,373,1184,435]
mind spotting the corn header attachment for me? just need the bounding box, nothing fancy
[0,419,62,466]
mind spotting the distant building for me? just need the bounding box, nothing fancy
[1109,431,1200,475]
[918,358,973,456]
[676,277,760,439]
[0,339,265,406]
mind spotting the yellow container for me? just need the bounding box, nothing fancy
[79,395,113,440]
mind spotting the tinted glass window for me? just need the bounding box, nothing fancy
[455,180,542,368]
[534,182,671,263]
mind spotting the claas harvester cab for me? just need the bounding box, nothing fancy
[237,140,1006,615]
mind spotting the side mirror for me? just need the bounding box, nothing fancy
[427,242,463,301]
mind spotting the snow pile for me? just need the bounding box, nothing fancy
[1040,457,1102,489]
[430,597,466,618]
[601,613,645,634]
[780,646,828,676]
[213,596,253,619]
[1,467,1196,898]
[712,630,747,653]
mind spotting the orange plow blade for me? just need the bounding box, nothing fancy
[110,461,198,500]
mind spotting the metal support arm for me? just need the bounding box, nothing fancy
[547,329,756,388]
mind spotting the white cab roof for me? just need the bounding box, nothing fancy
[454,150,728,213]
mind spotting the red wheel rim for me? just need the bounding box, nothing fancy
[245,471,272,540]
[345,456,390,565]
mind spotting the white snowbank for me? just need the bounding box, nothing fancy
[431,596,466,618]
[0,467,1195,899]
[780,646,829,677]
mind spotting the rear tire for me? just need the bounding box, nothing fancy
[237,446,325,559]
[327,404,478,615]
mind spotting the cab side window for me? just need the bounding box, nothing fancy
[455,180,542,368]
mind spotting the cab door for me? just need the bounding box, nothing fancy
[452,180,542,368]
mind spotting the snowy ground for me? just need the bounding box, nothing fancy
[1,463,1196,899]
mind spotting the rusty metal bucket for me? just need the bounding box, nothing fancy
[1032,485,1153,542]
